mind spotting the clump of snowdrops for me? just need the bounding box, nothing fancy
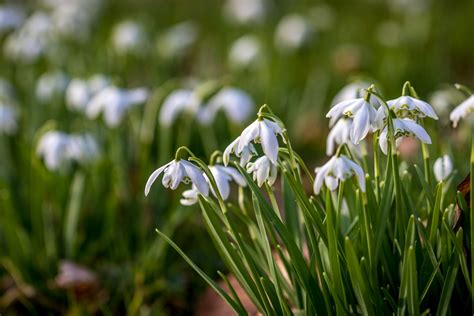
[146,81,474,315]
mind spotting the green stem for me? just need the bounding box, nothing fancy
[470,130,474,311]
[64,171,86,259]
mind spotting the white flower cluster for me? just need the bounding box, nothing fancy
[159,86,254,128]
[37,131,100,171]
[65,74,148,128]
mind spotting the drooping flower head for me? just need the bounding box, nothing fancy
[145,159,209,197]
[246,156,278,187]
[450,95,474,128]
[433,155,453,182]
[197,87,254,125]
[159,88,201,128]
[223,136,257,167]
[326,97,377,144]
[387,95,438,120]
[313,155,366,194]
[326,118,354,156]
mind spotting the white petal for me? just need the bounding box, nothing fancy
[260,120,279,163]
[350,104,370,144]
[223,137,239,166]
[238,120,259,153]
[181,160,209,196]
[379,128,388,155]
[401,119,431,144]
[144,161,172,195]
[211,167,231,200]
[414,99,438,119]
[222,166,247,187]
[256,158,270,187]
[325,176,339,191]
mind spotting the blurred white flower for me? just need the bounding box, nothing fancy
[180,164,246,205]
[66,75,110,112]
[86,86,148,127]
[433,155,453,182]
[450,95,474,128]
[159,89,200,127]
[156,21,198,59]
[429,88,464,118]
[145,159,209,196]
[228,35,262,70]
[313,155,365,194]
[246,156,277,187]
[237,118,284,164]
[223,0,266,24]
[326,118,353,156]
[0,5,26,34]
[326,98,377,144]
[0,104,18,135]
[274,14,313,52]
[198,87,254,125]
[387,96,438,120]
[378,118,431,155]
[4,12,54,63]
[111,20,146,55]
[37,131,99,171]
[36,70,69,102]
[223,136,257,167]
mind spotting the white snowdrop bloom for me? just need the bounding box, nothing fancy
[237,118,284,164]
[66,75,111,112]
[326,98,377,144]
[198,87,254,125]
[36,70,69,102]
[180,164,246,205]
[0,5,26,34]
[331,82,380,108]
[224,0,266,24]
[4,12,53,63]
[111,20,145,54]
[228,35,262,70]
[246,156,278,187]
[378,118,431,155]
[209,165,246,199]
[450,95,474,128]
[433,155,453,182]
[37,131,100,171]
[36,131,72,171]
[326,118,352,156]
[156,21,198,59]
[86,86,148,127]
[274,14,313,52]
[0,104,18,135]
[313,155,366,194]
[144,159,209,197]
[159,89,200,127]
[387,96,438,120]
[223,136,257,167]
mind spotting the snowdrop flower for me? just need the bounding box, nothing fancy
[450,95,474,128]
[236,118,284,164]
[326,118,353,156]
[313,155,365,194]
[246,156,277,187]
[387,96,438,120]
[0,104,18,135]
[144,159,209,197]
[433,155,453,182]
[37,131,100,171]
[274,14,313,53]
[156,21,198,59]
[86,86,148,127]
[378,118,431,155]
[36,70,69,102]
[198,87,254,125]
[159,89,201,127]
[0,5,25,34]
[326,98,377,144]
[180,165,246,205]
[223,136,257,166]
[4,12,53,63]
[228,35,262,70]
[66,75,110,112]
[223,0,266,24]
[331,81,380,108]
[111,20,145,55]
